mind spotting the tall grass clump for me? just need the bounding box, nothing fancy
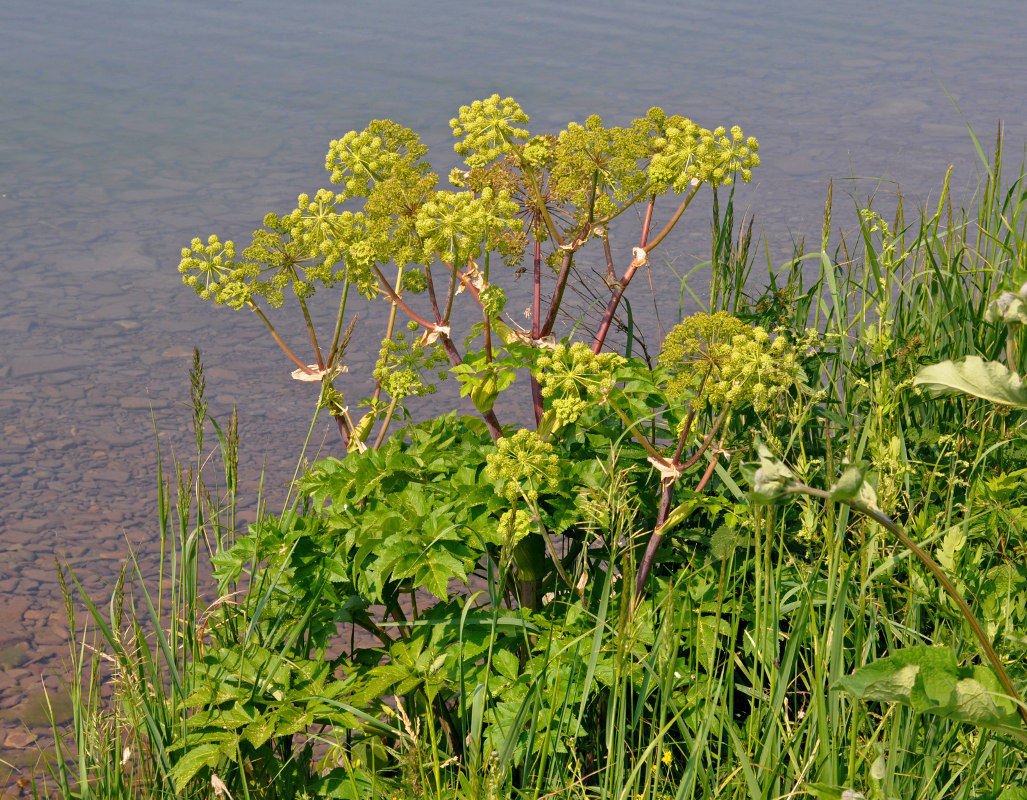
[36,351,249,798]
[33,106,1027,800]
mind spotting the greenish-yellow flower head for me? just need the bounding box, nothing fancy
[484,428,560,503]
[535,342,626,427]
[659,312,805,412]
[451,94,531,169]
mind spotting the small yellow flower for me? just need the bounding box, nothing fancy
[662,749,673,767]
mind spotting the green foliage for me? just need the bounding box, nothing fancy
[837,646,1025,741]
[914,356,1027,406]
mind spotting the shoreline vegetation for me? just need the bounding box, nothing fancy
[18,99,1027,798]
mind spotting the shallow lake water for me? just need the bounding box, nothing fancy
[2,0,1026,782]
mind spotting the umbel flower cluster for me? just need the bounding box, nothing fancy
[659,312,810,413]
[373,324,449,402]
[175,95,762,447]
[178,95,760,314]
[535,342,626,427]
[484,429,561,503]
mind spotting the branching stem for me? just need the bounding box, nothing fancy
[247,303,315,374]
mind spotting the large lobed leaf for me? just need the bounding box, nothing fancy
[837,645,1025,739]
[913,356,1027,407]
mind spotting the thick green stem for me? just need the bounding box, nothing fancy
[295,290,325,372]
[326,282,351,369]
[482,251,494,361]
[247,303,316,374]
[372,397,399,449]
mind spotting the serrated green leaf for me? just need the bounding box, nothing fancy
[170,742,223,792]
[242,715,277,750]
[492,649,520,682]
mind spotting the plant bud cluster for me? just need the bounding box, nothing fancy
[484,428,561,503]
[373,331,448,402]
[535,342,626,427]
[659,312,807,413]
[450,95,531,169]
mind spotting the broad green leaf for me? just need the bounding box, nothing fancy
[913,357,1027,407]
[275,705,315,737]
[841,662,919,705]
[492,650,520,682]
[242,715,277,750]
[709,525,748,561]
[308,767,379,800]
[170,742,223,792]
[837,646,1024,737]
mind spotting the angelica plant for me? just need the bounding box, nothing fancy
[178,94,760,451]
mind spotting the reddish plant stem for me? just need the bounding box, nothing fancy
[591,197,656,354]
[422,262,444,324]
[532,239,542,338]
[601,229,616,279]
[530,239,544,425]
[484,311,494,361]
[333,414,351,448]
[591,252,646,354]
[372,265,436,329]
[634,453,718,601]
[645,183,699,253]
[639,196,655,248]
[632,400,724,601]
[248,303,315,374]
[540,231,588,337]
